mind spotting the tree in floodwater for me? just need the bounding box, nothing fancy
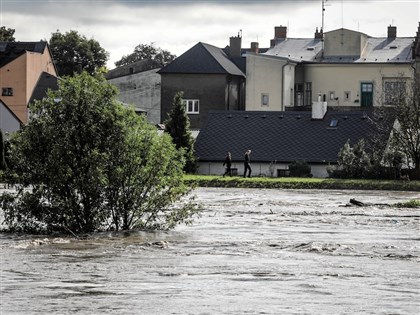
[0,72,199,234]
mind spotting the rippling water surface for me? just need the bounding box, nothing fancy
[1,188,419,314]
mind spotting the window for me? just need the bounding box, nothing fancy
[344,91,351,101]
[329,118,338,127]
[183,99,199,114]
[2,88,13,96]
[329,91,335,100]
[295,84,303,106]
[261,93,269,106]
[384,81,406,105]
[305,82,312,105]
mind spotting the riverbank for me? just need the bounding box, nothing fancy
[184,175,420,191]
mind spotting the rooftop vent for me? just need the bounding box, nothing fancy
[307,47,315,51]
[390,45,398,49]
[244,115,249,119]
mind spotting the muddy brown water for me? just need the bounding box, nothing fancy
[1,188,419,314]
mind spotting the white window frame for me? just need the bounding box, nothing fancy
[261,93,269,106]
[183,99,200,114]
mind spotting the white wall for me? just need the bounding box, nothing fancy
[197,161,330,178]
[0,102,21,137]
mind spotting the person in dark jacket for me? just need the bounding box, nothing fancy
[243,149,252,178]
[223,152,232,177]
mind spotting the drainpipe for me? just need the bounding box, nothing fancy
[282,60,290,110]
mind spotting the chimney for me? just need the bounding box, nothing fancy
[388,25,397,39]
[250,42,259,54]
[315,27,323,39]
[312,95,328,120]
[274,25,287,39]
[229,35,242,58]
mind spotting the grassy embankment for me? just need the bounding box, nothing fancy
[183,174,420,191]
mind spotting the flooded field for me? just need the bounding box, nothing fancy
[1,188,419,314]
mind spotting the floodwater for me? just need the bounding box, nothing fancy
[1,188,419,315]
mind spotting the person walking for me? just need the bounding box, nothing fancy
[243,149,252,178]
[223,152,232,177]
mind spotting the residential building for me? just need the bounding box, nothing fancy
[0,42,58,125]
[158,37,246,129]
[106,59,162,124]
[246,25,415,111]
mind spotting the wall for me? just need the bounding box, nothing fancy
[0,101,21,136]
[324,29,367,57]
[303,63,413,107]
[108,68,161,124]
[197,161,330,178]
[0,46,56,124]
[245,53,289,111]
[160,73,229,129]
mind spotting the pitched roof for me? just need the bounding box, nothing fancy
[265,37,414,63]
[0,41,48,67]
[194,110,394,163]
[158,42,245,77]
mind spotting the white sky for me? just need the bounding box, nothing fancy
[1,0,419,68]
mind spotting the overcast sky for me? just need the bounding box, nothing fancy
[1,0,419,68]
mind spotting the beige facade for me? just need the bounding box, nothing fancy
[0,44,56,123]
[245,53,296,111]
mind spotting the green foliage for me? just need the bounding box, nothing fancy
[0,26,15,41]
[49,30,109,76]
[164,92,197,174]
[0,72,199,234]
[394,199,420,208]
[288,160,312,177]
[115,43,176,68]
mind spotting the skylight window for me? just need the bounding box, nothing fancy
[329,119,338,127]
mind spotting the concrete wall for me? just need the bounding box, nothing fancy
[246,53,292,111]
[324,29,367,57]
[160,73,233,129]
[197,161,329,178]
[108,68,161,124]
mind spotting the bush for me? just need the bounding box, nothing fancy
[288,160,312,177]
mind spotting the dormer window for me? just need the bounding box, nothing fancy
[2,87,13,96]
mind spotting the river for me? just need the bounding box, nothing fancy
[1,188,419,315]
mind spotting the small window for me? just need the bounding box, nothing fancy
[329,91,335,100]
[329,118,338,127]
[183,99,199,114]
[2,87,13,96]
[261,93,269,106]
[384,81,406,105]
[344,91,351,101]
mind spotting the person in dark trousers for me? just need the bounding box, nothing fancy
[223,152,232,177]
[243,149,252,178]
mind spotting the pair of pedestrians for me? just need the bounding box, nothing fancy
[223,150,252,178]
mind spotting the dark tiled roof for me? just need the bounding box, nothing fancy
[29,72,59,104]
[0,41,48,67]
[195,110,394,163]
[158,42,245,77]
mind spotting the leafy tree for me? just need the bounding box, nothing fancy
[0,130,6,170]
[386,74,420,170]
[0,72,199,234]
[115,43,176,67]
[288,160,311,177]
[49,30,109,76]
[0,26,15,41]
[164,92,197,174]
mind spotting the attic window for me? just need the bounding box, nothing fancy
[2,87,13,96]
[329,119,338,127]
[389,45,397,49]
[307,47,314,51]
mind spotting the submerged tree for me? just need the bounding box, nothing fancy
[164,92,197,174]
[0,72,199,234]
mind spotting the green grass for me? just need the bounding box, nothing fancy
[183,175,420,191]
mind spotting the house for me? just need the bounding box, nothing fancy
[194,103,395,178]
[158,36,247,129]
[0,41,58,125]
[106,59,162,124]
[246,25,416,111]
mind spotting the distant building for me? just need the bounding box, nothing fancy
[106,59,162,124]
